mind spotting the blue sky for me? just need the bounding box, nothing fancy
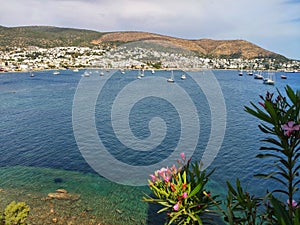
[1,0,300,59]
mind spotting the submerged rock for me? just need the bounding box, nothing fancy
[47,189,80,200]
[54,178,63,183]
[55,189,68,194]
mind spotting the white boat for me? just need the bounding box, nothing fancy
[53,71,60,75]
[238,70,243,76]
[248,64,253,75]
[280,74,287,79]
[120,69,125,74]
[140,70,145,77]
[137,70,142,79]
[254,71,264,79]
[181,74,186,80]
[83,71,90,77]
[285,69,297,73]
[263,72,275,85]
[99,71,104,76]
[151,69,155,74]
[167,70,175,83]
[73,68,79,72]
[30,71,34,77]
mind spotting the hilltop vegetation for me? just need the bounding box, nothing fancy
[0,25,288,60]
[0,26,103,49]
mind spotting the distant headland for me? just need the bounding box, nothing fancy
[0,25,288,59]
[0,25,299,72]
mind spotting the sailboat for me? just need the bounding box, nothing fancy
[263,72,275,85]
[137,70,142,79]
[254,71,264,79]
[167,70,175,83]
[239,70,243,76]
[248,64,253,75]
[30,70,34,77]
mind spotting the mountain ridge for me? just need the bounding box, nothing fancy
[0,25,287,60]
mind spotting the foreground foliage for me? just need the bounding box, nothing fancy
[143,153,219,224]
[145,85,300,224]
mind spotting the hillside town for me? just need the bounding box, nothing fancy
[0,45,299,72]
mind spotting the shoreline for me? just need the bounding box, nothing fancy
[0,67,295,74]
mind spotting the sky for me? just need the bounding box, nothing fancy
[1,0,300,59]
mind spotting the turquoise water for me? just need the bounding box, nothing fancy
[0,69,299,223]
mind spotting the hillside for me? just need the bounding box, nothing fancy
[0,26,286,60]
[0,26,103,48]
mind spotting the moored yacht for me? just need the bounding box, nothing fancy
[254,71,264,79]
[263,72,275,85]
[167,70,175,83]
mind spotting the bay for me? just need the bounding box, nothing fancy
[0,69,299,224]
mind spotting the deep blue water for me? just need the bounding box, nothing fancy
[0,69,299,215]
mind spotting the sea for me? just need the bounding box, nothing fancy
[0,69,299,224]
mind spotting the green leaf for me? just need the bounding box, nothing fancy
[270,196,293,225]
[226,181,237,196]
[286,85,297,105]
[189,183,203,198]
[272,189,289,195]
[256,153,284,160]
[245,104,273,124]
[168,210,182,225]
[264,100,278,122]
[157,201,173,207]
[258,124,274,134]
[261,138,283,148]
[157,207,170,213]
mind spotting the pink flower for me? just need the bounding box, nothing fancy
[180,152,185,161]
[166,167,173,176]
[171,164,177,174]
[182,192,188,199]
[173,202,180,211]
[281,121,300,137]
[164,176,171,183]
[287,199,298,208]
[150,174,156,182]
[157,167,167,178]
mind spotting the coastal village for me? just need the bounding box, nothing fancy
[0,45,299,72]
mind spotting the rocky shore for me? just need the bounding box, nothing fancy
[0,167,149,225]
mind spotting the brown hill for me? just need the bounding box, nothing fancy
[92,31,284,59]
[0,26,286,59]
